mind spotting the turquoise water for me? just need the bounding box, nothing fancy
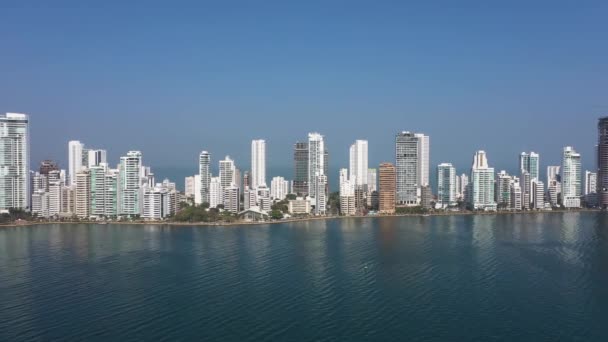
[1,212,607,341]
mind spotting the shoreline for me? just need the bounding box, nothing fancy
[0,208,603,229]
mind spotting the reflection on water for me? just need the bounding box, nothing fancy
[1,212,608,341]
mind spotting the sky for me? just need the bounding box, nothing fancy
[1,1,607,184]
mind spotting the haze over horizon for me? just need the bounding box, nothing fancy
[1,1,606,180]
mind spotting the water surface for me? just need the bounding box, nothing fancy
[1,212,607,341]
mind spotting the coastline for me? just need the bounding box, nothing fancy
[0,208,602,229]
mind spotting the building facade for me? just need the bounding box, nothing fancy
[251,139,266,189]
[378,163,396,214]
[562,146,581,208]
[395,131,429,206]
[0,113,29,210]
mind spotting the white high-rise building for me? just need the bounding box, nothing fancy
[395,131,429,206]
[562,146,581,208]
[199,151,211,204]
[308,133,326,212]
[219,156,236,203]
[0,113,29,210]
[459,174,469,199]
[270,176,289,200]
[251,139,266,189]
[585,171,597,196]
[184,176,195,199]
[68,140,84,186]
[90,164,118,218]
[532,179,545,209]
[339,168,356,216]
[467,151,496,211]
[367,168,377,193]
[437,163,457,208]
[520,152,540,180]
[75,169,91,218]
[194,175,201,205]
[315,174,327,215]
[496,171,512,209]
[118,151,142,216]
[209,177,221,208]
[87,149,107,168]
[547,166,561,185]
[244,187,257,210]
[510,180,522,211]
[349,140,368,188]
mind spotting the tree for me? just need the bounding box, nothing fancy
[270,209,284,220]
[286,193,297,200]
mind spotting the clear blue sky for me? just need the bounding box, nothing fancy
[1,1,606,181]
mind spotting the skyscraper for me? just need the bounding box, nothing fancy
[308,133,325,213]
[251,139,266,189]
[270,176,289,200]
[468,151,496,211]
[339,168,356,216]
[0,113,29,210]
[496,170,512,209]
[585,171,597,196]
[378,162,396,214]
[198,151,211,205]
[520,152,540,180]
[598,117,608,209]
[293,142,309,195]
[118,151,142,216]
[349,140,368,188]
[367,168,377,193]
[68,140,85,186]
[561,146,581,208]
[437,163,456,208]
[219,156,236,204]
[395,131,429,206]
[87,149,107,168]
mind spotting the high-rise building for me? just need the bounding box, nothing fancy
[75,169,91,218]
[308,133,326,213]
[520,171,532,210]
[314,174,327,215]
[87,149,107,168]
[437,163,457,208]
[219,156,236,203]
[532,179,545,209]
[293,142,309,195]
[223,186,240,214]
[198,151,211,205]
[520,152,540,180]
[561,146,581,208]
[349,140,368,188]
[367,168,377,193]
[270,176,289,200]
[378,163,396,214]
[496,171,512,209]
[547,166,561,185]
[243,171,251,190]
[395,131,429,206]
[339,168,356,216]
[251,139,266,189]
[510,180,522,211]
[90,164,118,218]
[598,117,608,209]
[585,170,598,207]
[585,171,597,196]
[467,151,496,211]
[118,151,142,216]
[39,160,59,175]
[184,176,195,199]
[0,113,29,210]
[68,140,84,186]
[458,173,469,200]
[209,176,221,208]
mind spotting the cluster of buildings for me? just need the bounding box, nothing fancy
[1,112,608,221]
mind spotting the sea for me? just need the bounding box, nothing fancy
[1,212,607,341]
